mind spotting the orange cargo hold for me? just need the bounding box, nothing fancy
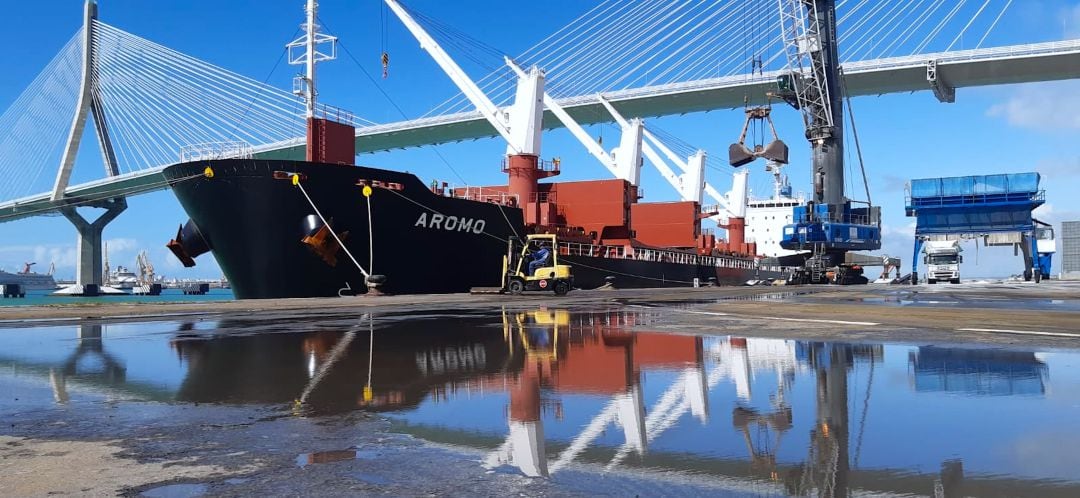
[630,201,700,249]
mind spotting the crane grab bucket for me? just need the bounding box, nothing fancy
[729,105,789,166]
[728,143,756,167]
[762,139,789,164]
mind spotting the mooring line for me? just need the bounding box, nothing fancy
[293,176,370,278]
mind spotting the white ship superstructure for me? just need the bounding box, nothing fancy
[0,262,58,291]
[745,162,806,258]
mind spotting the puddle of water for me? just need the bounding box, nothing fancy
[716,291,810,302]
[3,307,1080,496]
[140,483,208,498]
[804,294,1080,311]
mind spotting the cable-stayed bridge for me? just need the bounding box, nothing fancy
[1,0,1079,288]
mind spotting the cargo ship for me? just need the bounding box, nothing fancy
[163,1,785,299]
[165,157,782,298]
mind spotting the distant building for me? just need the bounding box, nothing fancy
[1063,221,1080,280]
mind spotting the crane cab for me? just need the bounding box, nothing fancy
[502,234,573,296]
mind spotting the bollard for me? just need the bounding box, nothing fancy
[596,275,617,290]
[366,274,388,296]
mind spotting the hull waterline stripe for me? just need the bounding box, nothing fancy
[566,258,699,285]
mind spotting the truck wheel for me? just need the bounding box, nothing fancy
[553,280,570,296]
[508,279,525,295]
[927,279,936,285]
[950,279,960,284]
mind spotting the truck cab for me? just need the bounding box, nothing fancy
[923,240,962,284]
[1033,222,1055,282]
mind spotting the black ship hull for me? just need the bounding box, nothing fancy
[565,255,783,289]
[165,159,778,298]
[173,316,519,414]
[165,159,523,299]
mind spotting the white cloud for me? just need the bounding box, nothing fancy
[0,238,138,274]
[104,237,139,253]
[987,81,1080,130]
[0,243,77,274]
[33,245,78,269]
[1034,202,1080,224]
[0,239,223,279]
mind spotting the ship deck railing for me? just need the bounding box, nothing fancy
[452,186,516,206]
[179,141,254,163]
[500,158,561,174]
[530,192,556,204]
[449,188,559,206]
[558,241,759,270]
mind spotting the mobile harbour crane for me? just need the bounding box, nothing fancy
[771,0,882,284]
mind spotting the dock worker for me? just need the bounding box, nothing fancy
[528,243,551,276]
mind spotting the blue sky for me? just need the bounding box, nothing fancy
[2,0,1079,280]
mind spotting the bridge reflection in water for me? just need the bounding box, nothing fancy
[1,309,1077,497]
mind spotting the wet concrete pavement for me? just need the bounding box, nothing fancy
[2,282,1080,496]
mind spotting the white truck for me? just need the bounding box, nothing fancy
[923,240,963,284]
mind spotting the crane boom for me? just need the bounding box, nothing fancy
[384,0,521,153]
[505,59,620,177]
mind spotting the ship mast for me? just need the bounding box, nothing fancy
[288,0,337,119]
[304,0,317,118]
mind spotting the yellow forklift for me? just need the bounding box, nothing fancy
[501,308,569,359]
[502,234,573,296]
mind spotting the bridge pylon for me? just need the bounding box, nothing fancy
[52,0,127,296]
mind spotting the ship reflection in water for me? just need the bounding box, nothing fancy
[2,311,1079,497]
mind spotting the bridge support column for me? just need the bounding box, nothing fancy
[56,198,126,295]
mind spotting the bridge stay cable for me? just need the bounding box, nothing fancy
[0,0,1067,294]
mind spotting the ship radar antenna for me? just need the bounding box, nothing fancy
[766,160,789,200]
[287,0,338,118]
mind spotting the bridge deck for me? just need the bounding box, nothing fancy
[3,40,1080,222]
